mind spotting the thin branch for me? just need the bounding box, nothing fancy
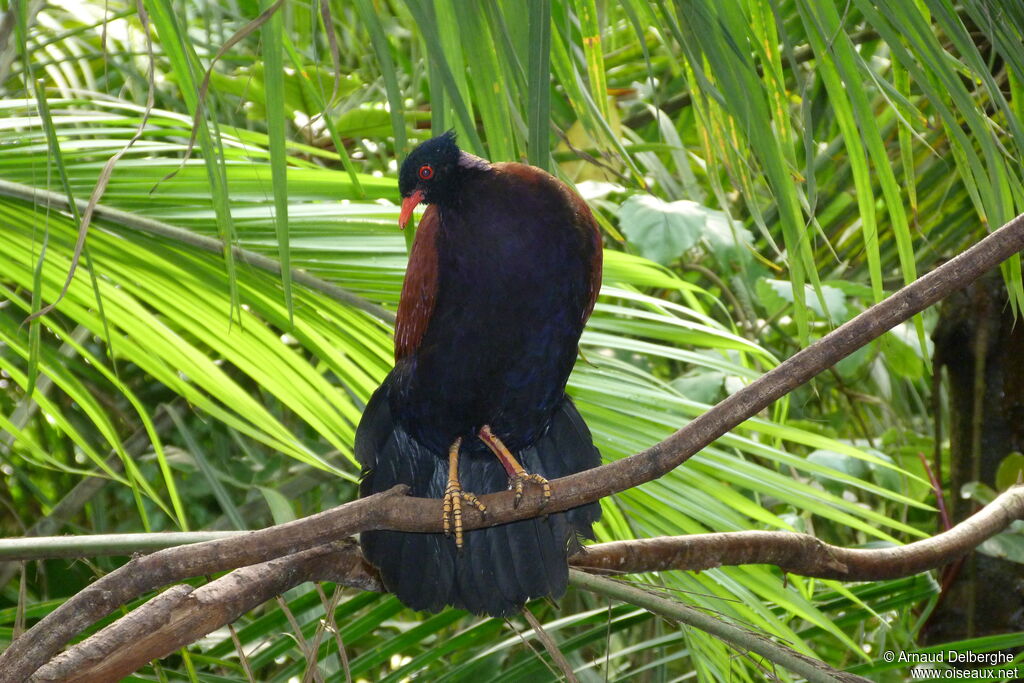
[569,571,869,683]
[0,178,394,323]
[0,403,179,586]
[678,261,754,335]
[3,210,1024,681]
[521,608,580,683]
[315,584,351,683]
[0,531,243,561]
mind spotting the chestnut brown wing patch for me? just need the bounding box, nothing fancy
[394,205,440,360]
[574,192,603,323]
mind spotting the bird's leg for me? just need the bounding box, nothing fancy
[442,437,487,549]
[478,425,551,509]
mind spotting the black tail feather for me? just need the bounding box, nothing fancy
[356,383,601,617]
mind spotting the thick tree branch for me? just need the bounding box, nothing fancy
[30,540,379,682]
[9,483,1024,576]
[3,211,1024,682]
[19,485,1024,681]
[0,486,408,683]
[573,484,1024,580]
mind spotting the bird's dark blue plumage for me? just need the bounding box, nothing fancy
[357,132,603,616]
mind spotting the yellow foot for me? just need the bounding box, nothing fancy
[442,482,487,549]
[478,425,553,509]
[508,471,551,509]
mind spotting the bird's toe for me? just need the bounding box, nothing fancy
[508,472,551,509]
[443,484,487,549]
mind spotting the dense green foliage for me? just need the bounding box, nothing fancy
[1,0,1023,680]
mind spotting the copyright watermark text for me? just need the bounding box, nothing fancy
[881,649,1019,679]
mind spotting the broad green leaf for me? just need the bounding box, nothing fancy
[618,195,708,265]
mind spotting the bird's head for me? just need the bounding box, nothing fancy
[398,131,465,228]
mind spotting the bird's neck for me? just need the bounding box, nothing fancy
[456,151,490,172]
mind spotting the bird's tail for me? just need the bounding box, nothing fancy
[356,386,601,617]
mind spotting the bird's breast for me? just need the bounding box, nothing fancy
[392,183,592,452]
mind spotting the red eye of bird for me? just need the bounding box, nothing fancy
[418,164,434,180]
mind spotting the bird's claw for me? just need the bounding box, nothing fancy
[509,472,551,509]
[442,484,487,549]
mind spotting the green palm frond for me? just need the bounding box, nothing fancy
[2,0,1021,680]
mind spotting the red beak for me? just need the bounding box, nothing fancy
[399,189,425,229]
